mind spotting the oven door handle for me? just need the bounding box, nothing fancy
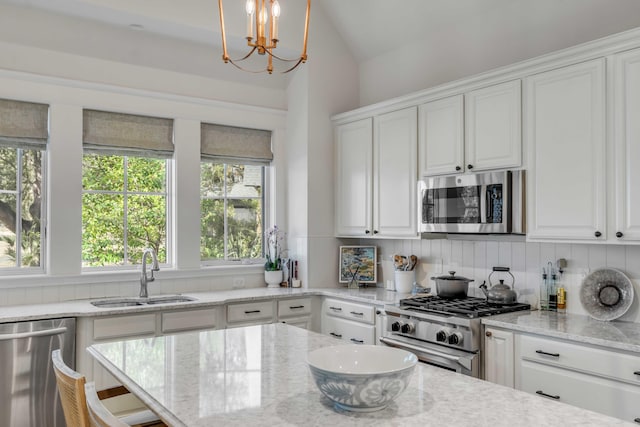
[379,336,472,371]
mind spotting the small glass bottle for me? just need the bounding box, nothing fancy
[539,271,549,311]
[557,287,566,313]
[548,273,557,312]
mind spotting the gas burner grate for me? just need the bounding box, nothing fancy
[400,295,530,318]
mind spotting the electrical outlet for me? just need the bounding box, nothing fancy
[232,277,245,289]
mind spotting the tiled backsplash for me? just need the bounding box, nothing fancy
[375,238,640,323]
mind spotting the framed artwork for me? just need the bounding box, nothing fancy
[339,246,377,284]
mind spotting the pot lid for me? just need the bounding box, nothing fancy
[432,271,474,282]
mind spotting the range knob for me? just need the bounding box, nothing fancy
[400,323,415,334]
[436,330,448,342]
[448,332,463,345]
[391,322,401,332]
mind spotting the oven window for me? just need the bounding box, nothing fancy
[423,186,480,224]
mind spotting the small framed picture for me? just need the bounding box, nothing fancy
[339,246,377,284]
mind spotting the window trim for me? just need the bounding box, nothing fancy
[80,154,174,271]
[200,163,271,267]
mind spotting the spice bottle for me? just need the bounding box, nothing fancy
[557,287,566,313]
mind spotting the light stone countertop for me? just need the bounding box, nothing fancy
[87,323,633,427]
[0,287,406,323]
[482,310,640,353]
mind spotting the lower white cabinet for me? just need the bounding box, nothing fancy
[321,298,377,345]
[483,327,514,387]
[226,300,275,326]
[277,297,312,329]
[514,333,640,423]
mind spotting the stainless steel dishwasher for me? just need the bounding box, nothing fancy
[0,317,76,427]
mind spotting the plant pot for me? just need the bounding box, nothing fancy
[265,270,283,288]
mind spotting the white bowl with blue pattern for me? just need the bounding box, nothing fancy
[307,345,417,412]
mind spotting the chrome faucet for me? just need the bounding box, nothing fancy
[140,248,159,298]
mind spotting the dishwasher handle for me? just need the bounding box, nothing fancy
[0,326,68,341]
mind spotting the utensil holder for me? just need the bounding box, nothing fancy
[395,270,415,293]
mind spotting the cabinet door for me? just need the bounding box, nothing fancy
[418,95,464,176]
[335,118,373,236]
[484,327,514,387]
[613,48,640,242]
[373,107,418,237]
[466,80,521,172]
[322,316,376,345]
[526,59,606,240]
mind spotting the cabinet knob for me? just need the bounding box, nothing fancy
[467,164,473,170]
[365,230,370,234]
[373,230,379,235]
[616,231,623,238]
[594,231,602,238]
[455,166,461,171]
[634,418,640,424]
[485,331,492,337]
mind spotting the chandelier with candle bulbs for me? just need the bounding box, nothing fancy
[218,0,310,74]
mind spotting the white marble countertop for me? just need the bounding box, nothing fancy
[0,287,405,323]
[87,323,632,427]
[482,310,640,353]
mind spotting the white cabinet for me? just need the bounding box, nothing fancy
[515,333,640,423]
[277,297,312,329]
[335,107,418,238]
[418,80,521,176]
[321,298,377,345]
[484,327,514,387]
[526,59,606,241]
[226,300,275,326]
[418,95,464,176]
[161,307,218,333]
[612,48,640,242]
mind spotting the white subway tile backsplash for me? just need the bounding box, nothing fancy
[625,246,640,279]
[606,245,626,271]
[570,244,589,270]
[588,245,607,268]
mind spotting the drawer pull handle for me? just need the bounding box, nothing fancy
[330,332,342,338]
[350,311,364,316]
[535,350,560,357]
[289,305,305,309]
[634,371,640,376]
[329,307,342,311]
[244,310,261,314]
[634,418,640,424]
[536,390,560,400]
[350,338,364,344]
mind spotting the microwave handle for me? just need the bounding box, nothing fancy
[480,185,488,224]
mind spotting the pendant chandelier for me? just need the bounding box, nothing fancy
[218,0,310,74]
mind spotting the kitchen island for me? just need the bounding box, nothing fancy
[87,323,632,426]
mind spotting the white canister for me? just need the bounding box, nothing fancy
[394,270,415,293]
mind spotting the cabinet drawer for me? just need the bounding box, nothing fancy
[161,308,217,333]
[93,314,156,340]
[323,298,375,324]
[519,360,640,423]
[227,300,274,324]
[519,334,640,385]
[278,298,312,318]
[322,316,375,345]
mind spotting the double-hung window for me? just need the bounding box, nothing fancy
[81,110,173,268]
[200,123,272,263]
[0,99,48,272]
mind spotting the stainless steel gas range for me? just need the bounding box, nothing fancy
[380,295,530,378]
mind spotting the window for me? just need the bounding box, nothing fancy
[200,163,264,261]
[199,123,272,264]
[0,99,48,272]
[82,154,169,267]
[82,109,173,268]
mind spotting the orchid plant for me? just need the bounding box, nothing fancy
[264,225,286,271]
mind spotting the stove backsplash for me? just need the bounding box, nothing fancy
[374,239,640,323]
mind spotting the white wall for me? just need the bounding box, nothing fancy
[358,1,640,106]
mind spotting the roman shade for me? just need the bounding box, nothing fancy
[201,123,272,165]
[83,109,174,158]
[0,98,49,149]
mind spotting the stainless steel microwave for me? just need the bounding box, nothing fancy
[418,170,525,234]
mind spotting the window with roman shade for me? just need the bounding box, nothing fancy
[81,109,174,268]
[0,98,48,270]
[200,123,271,263]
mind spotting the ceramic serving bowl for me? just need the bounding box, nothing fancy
[307,345,417,412]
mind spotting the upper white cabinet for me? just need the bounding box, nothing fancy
[418,95,464,176]
[418,80,521,176]
[465,80,522,172]
[613,48,640,242]
[335,107,418,238]
[526,59,606,241]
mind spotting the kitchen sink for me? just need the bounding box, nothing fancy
[91,295,197,308]
[145,296,196,305]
